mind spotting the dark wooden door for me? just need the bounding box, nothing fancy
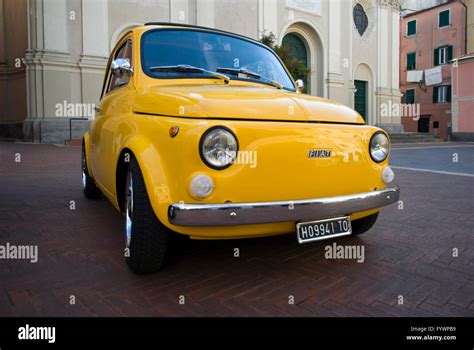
[418,117,430,133]
[354,80,367,121]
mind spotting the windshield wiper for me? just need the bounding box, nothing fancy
[149,64,230,84]
[216,67,283,89]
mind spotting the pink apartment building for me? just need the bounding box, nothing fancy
[400,0,467,140]
[451,54,474,141]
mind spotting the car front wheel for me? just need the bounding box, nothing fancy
[124,157,168,274]
[351,213,379,236]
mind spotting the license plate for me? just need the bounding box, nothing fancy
[296,216,352,244]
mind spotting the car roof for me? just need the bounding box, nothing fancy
[140,22,262,45]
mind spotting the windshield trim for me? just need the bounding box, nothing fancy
[140,28,296,92]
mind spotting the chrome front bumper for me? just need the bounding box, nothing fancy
[168,186,400,227]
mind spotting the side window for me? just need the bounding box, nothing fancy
[107,39,133,93]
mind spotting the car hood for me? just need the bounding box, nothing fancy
[132,84,365,124]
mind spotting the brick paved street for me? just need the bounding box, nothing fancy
[0,141,473,317]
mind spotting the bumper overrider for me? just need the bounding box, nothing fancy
[168,185,400,227]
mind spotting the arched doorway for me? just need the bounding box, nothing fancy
[353,63,374,125]
[282,33,309,93]
[280,21,325,97]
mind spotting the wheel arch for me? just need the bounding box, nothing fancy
[82,132,94,178]
[116,147,133,213]
[115,137,171,223]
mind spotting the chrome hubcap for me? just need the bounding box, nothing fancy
[125,171,133,249]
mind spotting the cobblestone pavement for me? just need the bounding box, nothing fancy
[0,141,473,316]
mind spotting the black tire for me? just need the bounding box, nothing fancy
[81,141,102,199]
[124,157,168,273]
[351,213,379,236]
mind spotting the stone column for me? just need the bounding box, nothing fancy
[170,0,189,23]
[23,0,77,143]
[80,0,109,106]
[259,0,278,38]
[375,0,403,133]
[43,0,67,52]
[327,0,346,102]
[196,0,214,27]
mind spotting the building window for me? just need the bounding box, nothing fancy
[439,9,450,28]
[353,4,368,36]
[407,52,416,70]
[434,45,453,66]
[405,89,415,104]
[407,20,417,36]
[433,85,452,103]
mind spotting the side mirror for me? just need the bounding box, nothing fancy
[111,58,133,78]
[296,79,305,90]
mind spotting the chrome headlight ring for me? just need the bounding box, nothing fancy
[199,126,239,170]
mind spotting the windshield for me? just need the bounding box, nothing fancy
[141,29,296,91]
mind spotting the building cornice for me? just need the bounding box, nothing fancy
[378,0,401,11]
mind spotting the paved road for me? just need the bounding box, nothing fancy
[391,143,474,176]
[0,141,473,316]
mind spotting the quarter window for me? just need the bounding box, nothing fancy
[107,39,133,93]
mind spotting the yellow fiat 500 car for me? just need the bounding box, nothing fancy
[82,23,399,273]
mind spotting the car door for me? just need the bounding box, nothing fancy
[90,37,133,197]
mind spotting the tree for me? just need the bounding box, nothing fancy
[259,31,310,93]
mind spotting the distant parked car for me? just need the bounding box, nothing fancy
[82,23,399,273]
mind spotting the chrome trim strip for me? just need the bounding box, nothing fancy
[168,186,400,227]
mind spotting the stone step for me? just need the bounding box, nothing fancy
[64,139,82,147]
[389,132,443,143]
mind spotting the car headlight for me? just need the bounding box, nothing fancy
[369,132,390,163]
[200,127,238,169]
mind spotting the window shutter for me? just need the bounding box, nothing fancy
[433,87,438,103]
[439,10,450,27]
[406,90,415,104]
[448,46,453,61]
[408,21,416,36]
[447,85,452,102]
[434,48,439,66]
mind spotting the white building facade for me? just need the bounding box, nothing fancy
[18,0,403,142]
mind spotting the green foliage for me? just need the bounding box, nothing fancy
[259,31,310,92]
